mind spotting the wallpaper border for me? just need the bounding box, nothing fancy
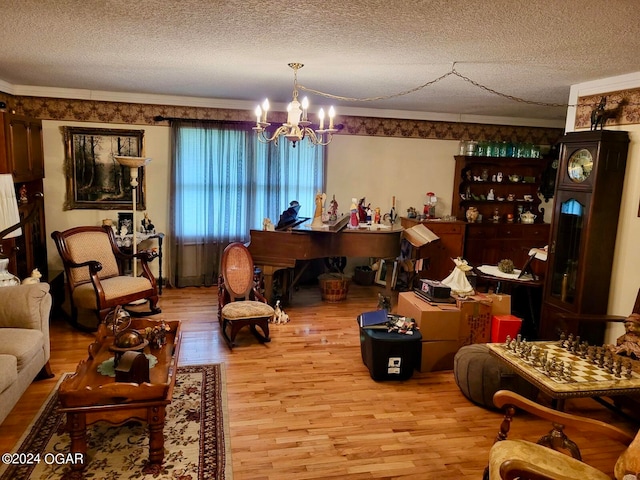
[1,92,563,145]
[575,87,640,129]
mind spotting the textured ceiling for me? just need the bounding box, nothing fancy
[1,0,640,126]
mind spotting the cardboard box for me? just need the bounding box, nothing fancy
[396,292,460,341]
[477,293,511,316]
[491,314,523,343]
[456,297,492,346]
[419,340,459,372]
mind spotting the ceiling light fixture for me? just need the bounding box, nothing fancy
[254,63,337,147]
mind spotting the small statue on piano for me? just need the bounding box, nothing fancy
[348,198,359,229]
[358,197,368,223]
[311,191,326,227]
[328,195,338,222]
[277,200,301,229]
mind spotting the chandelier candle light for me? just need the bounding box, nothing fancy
[114,156,150,278]
[254,63,337,147]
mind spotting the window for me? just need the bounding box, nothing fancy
[171,120,325,286]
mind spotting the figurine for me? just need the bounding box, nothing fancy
[311,191,326,227]
[358,198,367,223]
[141,212,154,232]
[328,195,338,222]
[385,196,397,224]
[277,200,301,229]
[19,184,27,204]
[609,313,640,359]
[377,293,392,311]
[487,189,495,200]
[271,300,290,324]
[348,198,359,228]
[374,207,381,224]
[263,218,275,231]
[590,96,624,131]
[21,268,42,285]
[496,172,503,183]
[441,257,474,296]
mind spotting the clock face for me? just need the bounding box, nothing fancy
[567,148,593,183]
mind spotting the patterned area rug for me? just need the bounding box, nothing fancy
[0,364,231,480]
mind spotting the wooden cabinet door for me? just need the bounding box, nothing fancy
[4,115,44,182]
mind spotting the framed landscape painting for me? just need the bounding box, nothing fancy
[63,127,147,210]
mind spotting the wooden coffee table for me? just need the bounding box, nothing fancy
[58,318,182,471]
[488,341,640,410]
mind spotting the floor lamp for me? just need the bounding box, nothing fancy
[0,174,22,286]
[114,156,151,278]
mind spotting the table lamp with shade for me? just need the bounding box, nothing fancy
[114,156,151,278]
[0,174,22,286]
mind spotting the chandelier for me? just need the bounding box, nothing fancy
[254,63,337,147]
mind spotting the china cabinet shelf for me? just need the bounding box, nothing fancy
[451,153,551,274]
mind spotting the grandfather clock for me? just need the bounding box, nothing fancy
[539,130,629,344]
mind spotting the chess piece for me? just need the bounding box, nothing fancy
[565,362,573,381]
[614,359,622,378]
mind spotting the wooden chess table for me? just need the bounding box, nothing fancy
[488,340,640,411]
[58,318,181,471]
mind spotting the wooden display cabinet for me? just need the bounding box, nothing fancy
[1,112,44,182]
[539,130,630,344]
[451,155,551,272]
[0,110,47,280]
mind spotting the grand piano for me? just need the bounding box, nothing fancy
[248,217,404,302]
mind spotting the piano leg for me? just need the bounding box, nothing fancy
[261,266,276,304]
[383,257,397,296]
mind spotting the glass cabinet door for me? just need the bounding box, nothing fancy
[548,192,589,307]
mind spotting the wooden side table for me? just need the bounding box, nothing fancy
[115,232,165,294]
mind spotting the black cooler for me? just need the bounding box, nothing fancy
[359,328,422,381]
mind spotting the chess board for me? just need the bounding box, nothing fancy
[488,341,640,399]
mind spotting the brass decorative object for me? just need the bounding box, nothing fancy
[498,259,515,274]
[107,305,148,367]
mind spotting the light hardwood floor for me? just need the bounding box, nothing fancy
[1,284,637,479]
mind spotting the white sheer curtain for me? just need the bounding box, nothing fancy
[170,120,325,287]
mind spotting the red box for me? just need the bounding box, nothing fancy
[491,314,522,343]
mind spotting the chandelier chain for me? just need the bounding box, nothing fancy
[450,68,568,107]
[296,64,638,109]
[298,71,454,103]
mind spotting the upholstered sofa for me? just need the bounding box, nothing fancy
[0,283,52,425]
